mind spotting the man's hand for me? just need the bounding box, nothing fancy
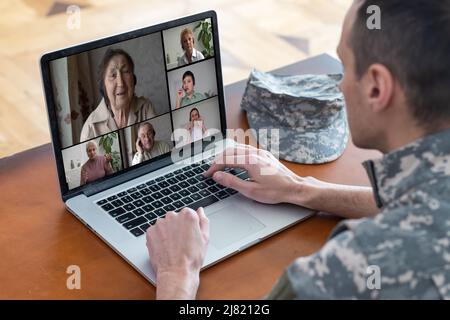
[204,144,379,218]
[146,207,209,300]
[135,138,143,155]
[204,144,304,205]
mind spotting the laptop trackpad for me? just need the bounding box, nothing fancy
[209,204,265,250]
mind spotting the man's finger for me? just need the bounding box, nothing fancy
[204,155,252,177]
[196,207,209,239]
[212,171,253,197]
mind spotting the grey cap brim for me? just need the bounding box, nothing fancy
[245,108,349,164]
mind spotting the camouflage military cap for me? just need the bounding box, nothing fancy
[240,69,349,164]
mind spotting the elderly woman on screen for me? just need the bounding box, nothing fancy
[80,140,113,185]
[80,48,156,142]
[177,28,205,66]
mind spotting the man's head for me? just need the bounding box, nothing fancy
[138,122,156,151]
[182,71,195,95]
[338,0,450,152]
[98,48,136,110]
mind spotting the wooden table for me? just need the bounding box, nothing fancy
[0,54,381,299]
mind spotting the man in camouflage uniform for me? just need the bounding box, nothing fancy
[145,0,450,299]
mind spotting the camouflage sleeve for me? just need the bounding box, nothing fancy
[270,230,373,299]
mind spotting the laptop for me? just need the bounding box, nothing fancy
[40,10,314,285]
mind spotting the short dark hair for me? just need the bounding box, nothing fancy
[182,70,195,85]
[98,48,135,100]
[350,0,450,130]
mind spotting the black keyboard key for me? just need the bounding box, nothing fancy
[170,193,182,201]
[123,217,147,230]
[181,197,194,205]
[158,181,169,188]
[165,172,174,178]
[179,190,189,197]
[199,190,210,197]
[187,178,198,185]
[154,208,166,217]
[187,186,199,193]
[142,204,154,212]
[196,182,208,189]
[146,180,156,186]
[101,203,114,211]
[121,195,133,203]
[130,192,142,200]
[149,185,161,192]
[130,227,145,237]
[133,208,145,216]
[133,199,145,207]
[179,181,189,189]
[163,204,176,211]
[108,207,126,217]
[116,212,136,224]
[152,192,163,199]
[230,168,245,175]
[161,188,172,196]
[123,203,136,211]
[185,171,195,178]
[176,174,187,181]
[216,191,230,199]
[174,169,183,174]
[149,219,157,225]
[189,195,219,210]
[117,191,127,197]
[195,174,206,181]
[140,223,150,232]
[145,212,158,221]
[205,179,216,186]
[173,201,185,209]
[182,166,192,171]
[107,195,117,201]
[190,193,202,201]
[226,188,238,195]
[161,197,173,205]
[237,171,250,180]
[193,167,203,174]
[97,199,107,206]
[137,184,147,189]
[208,186,219,193]
[151,200,163,208]
[167,178,178,185]
[142,195,154,203]
[201,164,210,171]
[169,185,181,192]
[111,199,124,207]
[156,176,165,182]
[127,187,137,193]
[140,188,151,195]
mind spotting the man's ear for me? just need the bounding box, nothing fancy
[365,64,395,113]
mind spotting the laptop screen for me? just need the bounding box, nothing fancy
[42,12,224,193]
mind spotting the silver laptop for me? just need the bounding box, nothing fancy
[40,10,314,285]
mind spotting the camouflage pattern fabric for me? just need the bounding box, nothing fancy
[240,70,349,164]
[267,129,450,299]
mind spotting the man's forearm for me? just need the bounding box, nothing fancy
[289,176,379,219]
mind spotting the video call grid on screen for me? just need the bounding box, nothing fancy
[47,17,221,191]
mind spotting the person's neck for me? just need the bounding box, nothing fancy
[382,122,450,154]
[111,103,131,128]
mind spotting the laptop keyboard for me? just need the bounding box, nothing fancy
[95,157,249,237]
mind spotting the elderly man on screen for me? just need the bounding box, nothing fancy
[131,122,171,165]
